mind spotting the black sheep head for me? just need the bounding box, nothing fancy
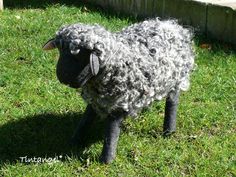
[43,38,100,88]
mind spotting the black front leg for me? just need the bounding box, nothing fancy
[100,111,125,164]
[163,91,180,136]
[70,104,96,145]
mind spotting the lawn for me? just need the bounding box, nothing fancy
[0,1,235,176]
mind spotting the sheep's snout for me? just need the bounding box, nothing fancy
[56,50,90,88]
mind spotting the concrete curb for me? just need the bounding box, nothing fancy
[89,0,236,45]
[0,0,3,10]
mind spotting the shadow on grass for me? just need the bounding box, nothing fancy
[0,112,105,165]
[5,0,90,9]
[194,34,236,53]
[5,1,236,52]
[4,0,138,22]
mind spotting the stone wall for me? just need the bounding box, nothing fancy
[0,0,3,10]
[89,0,236,45]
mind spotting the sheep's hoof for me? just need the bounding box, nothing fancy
[163,130,176,138]
[99,154,115,164]
[69,136,81,146]
[69,138,77,146]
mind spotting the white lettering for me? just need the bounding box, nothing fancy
[19,155,63,164]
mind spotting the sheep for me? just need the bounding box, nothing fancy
[43,18,195,164]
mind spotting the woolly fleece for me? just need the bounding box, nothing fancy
[55,18,195,117]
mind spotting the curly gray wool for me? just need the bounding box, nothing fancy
[56,18,195,117]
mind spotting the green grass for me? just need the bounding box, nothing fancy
[0,2,235,177]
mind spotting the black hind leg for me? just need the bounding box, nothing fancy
[163,91,180,136]
[70,104,96,145]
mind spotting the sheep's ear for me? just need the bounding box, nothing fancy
[43,38,56,50]
[90,53,100,76]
